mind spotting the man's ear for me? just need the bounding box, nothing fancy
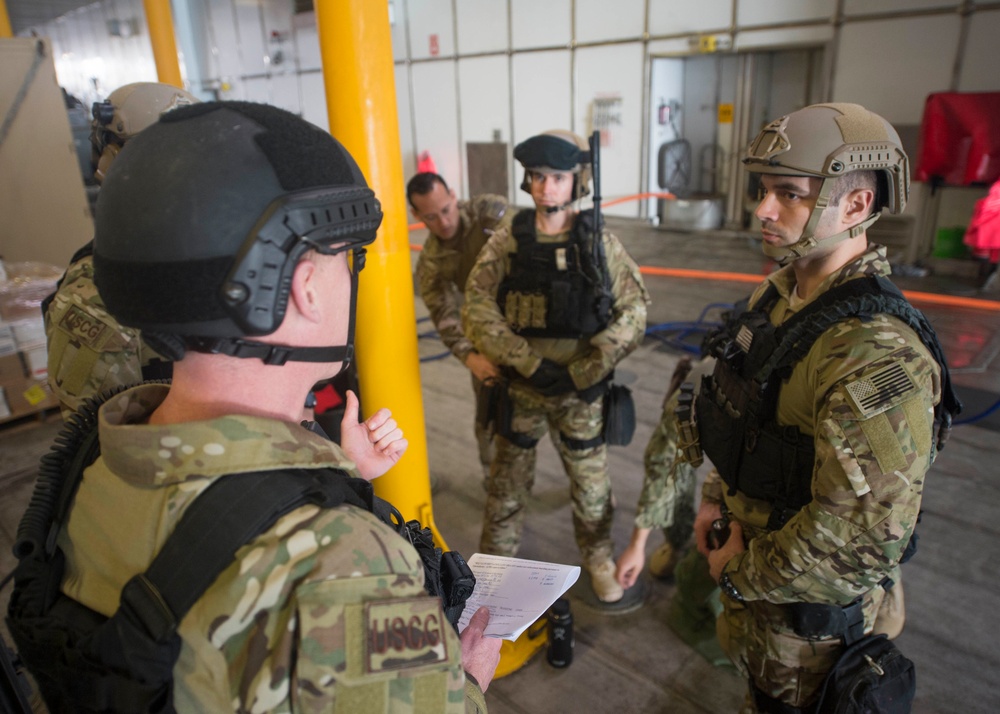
[842,188,876,223]
[288,257,322,323]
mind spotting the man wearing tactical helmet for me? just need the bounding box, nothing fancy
[44,82,197,418]
[15,102,500,712]
[694,103,959,711]
[463,129,650,604]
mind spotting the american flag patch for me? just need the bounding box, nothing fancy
[845,362,915,417]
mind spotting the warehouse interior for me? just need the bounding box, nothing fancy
[1,1,999,713]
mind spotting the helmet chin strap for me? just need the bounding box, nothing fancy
[761,177,882,266]
[155,249,366,376]
[543,200,574,214]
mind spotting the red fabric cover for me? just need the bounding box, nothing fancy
[914,93,1000,186]
[313,382,344,414]
[964,179,1000,263]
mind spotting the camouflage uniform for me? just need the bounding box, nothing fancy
[707,245,941,709]
[58,383,487,714]
[416,195,512,472]
[463,222,649,565]
[635,388,697,551]
[45,251,168,418]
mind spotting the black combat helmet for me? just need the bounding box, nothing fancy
[93,101,382,368]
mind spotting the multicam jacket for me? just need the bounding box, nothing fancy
[416,195,511,362]
[57,384,486,714]
[708,244,942,607]
[462,219,650,391]
[45,252,167,418]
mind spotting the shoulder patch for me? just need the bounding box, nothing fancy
[365,597,450,674]
[844,361,915,419]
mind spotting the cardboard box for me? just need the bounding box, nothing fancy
[0,375,58,423]
[0,352,26,382]
[22,344,48,380]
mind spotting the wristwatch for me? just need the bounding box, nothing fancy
[719,571,745,604]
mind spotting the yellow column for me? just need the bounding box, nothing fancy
[0,0,13,38]
[314,1,438,536]
[142,0,183,88]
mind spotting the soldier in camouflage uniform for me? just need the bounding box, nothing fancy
[463,130,649,603]
[44,82,196,417]
[697,104,952,712]
[35,102,500,712]
[409,173,512,478]
[616,356,712,588]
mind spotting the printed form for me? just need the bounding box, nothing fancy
[456,553,580,640]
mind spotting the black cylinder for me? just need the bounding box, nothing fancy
[546,598,574,668]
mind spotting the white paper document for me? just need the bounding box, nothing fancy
[456,553,581,641]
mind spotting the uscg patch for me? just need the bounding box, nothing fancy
[58,304,114,349]
[845,362,915,418]
[365,597,449,674]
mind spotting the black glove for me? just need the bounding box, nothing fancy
[527,359,576,397]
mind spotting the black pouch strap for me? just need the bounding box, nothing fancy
[788,598,865,645]
[561,432,605,451]
[124,468,370,642]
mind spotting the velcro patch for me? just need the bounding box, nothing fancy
[365,597,449,674]
[58,304,114,350]
[844,362,915,418]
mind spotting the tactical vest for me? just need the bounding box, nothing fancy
[5,387,471,714]
[497,209,612,338]
[696,276,961,530]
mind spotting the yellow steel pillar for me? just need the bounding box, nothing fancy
[0,0,13,38]
[142,0,183,88]
[314,1,437,537]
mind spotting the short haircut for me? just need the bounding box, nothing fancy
[406,172,449,208]
[829,170,879,213]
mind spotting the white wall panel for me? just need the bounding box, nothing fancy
[511,51,571,155]
[575,0,644,44]
[292,15,322,72]
[648,38,696,56]
[299,71,329,131]
[833,15,960,124]
[268,73,301,114]
[958,10,1000,92]
[234,2,267,76]
[389,0,409,61]
[207,0,242,79]
[511,0,570,50]
[456,0,508,55]
[844,0,958,15]
[242,76,270,103]
[395,64,417,185]
[261,0,294,74]
[407,0,455,60]
[575,43,644,216]
[411,62,462,192]
[457,55,511,197]
[650,1,731,36]
[737,0,835,27]
[734,24,833,51]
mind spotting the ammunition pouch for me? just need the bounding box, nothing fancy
[602,382,635,446]
[497,210,612,338]
[476,378,505,431]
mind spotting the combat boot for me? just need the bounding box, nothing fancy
[586,559,624,603]
[648,542,681,579]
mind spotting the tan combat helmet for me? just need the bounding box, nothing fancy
[91,82,198,183]
[743,102,909,264]
[514,129,593,203]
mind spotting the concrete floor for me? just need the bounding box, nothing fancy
[2,217,999,713]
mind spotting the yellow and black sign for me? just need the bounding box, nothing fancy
[718,103,734,124]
